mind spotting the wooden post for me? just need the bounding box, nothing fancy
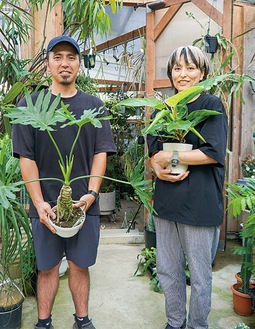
[20,1,63,60]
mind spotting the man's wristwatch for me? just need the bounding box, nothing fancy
[87,190,99,202]
[171,150,180,167]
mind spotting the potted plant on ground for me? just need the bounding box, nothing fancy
[0,133,34,329]
[5,89,153,237]
[227,180,255,315]
[134,247,162,292]
[144,212,156,250]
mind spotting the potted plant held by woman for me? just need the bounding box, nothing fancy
[118,83,221,174]
[5,90,153,238]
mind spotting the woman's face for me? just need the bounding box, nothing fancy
[171,55,204,93]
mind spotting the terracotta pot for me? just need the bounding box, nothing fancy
[235,272,242,284]
[231,283,254,316]
[235,272,255,286]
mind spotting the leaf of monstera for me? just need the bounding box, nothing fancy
[0,181,21,209]
[5,89,66,131]
[61,107,109,129]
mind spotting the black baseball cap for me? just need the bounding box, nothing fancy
[46,35,80,56]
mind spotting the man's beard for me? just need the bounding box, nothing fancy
[60,76,72,85]
[60,80,72,86]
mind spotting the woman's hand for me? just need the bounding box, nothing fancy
[154,150,172,168]
[155,166,190,182]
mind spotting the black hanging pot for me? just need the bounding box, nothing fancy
[83,54,96,69]
[204,34,218,54]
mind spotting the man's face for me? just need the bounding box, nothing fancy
[46,42,80,86]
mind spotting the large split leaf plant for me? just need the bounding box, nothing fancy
[5,89,153,234]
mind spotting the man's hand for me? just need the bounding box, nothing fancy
[36,201,57,234]
[73,194,96,213]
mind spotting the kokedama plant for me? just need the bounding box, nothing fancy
[5,89,153,232]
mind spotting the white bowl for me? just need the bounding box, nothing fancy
[49,215,85,238]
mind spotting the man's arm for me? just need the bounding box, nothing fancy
[20,156,56,233]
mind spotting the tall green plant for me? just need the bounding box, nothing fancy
[227,179,255,293]
[5,89,154,222]
[62,0,122,47]
[0,134,34,292]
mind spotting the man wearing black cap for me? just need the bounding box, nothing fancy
[12,36,116,329]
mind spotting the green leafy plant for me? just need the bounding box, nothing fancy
[62,0,122,47]
[227,180,255,294]
[134,247,162,292]
[0,134,34,306]
[118,73,255,143]
[5,89,154,228]
[118,84,220,143]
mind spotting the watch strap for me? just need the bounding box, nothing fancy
[88,190,99,202]
[171,150,179,167]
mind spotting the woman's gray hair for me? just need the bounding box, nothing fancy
[167,46,210,87]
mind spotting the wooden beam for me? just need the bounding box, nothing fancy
[153,79,171,89]
[154,4,182,41]
[83,27,146,53]
[222,0,233,41]
[96,79,145,91]
[192,0,223,28]
[164,0,189,6]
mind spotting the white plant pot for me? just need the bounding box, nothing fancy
[49,213,85,238]
[59,256,68,276]
[163,143,193,174]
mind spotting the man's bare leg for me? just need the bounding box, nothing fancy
[36,262,60,326]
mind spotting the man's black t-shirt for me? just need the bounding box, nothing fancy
[147,92,228,226]
[12,90,116,218]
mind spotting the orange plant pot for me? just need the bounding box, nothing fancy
[231,283,254,316]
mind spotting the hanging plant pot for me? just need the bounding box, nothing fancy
[83,54,96,69]
[204,34,218,54]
